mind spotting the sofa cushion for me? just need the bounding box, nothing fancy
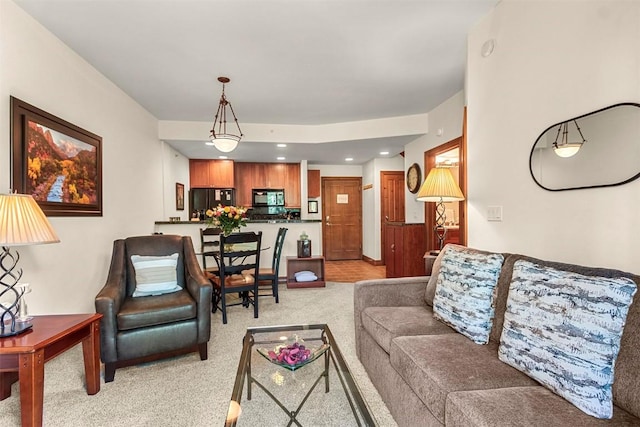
[361,306,455,353]
[499,260,637,419]
[117,289,196,330]
[432,245,505,344]
[390,334,536,424]
[446,386,640,427]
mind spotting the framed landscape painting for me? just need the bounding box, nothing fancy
[11,97,103,216]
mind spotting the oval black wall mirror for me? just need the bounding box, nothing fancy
[529,103,640,191]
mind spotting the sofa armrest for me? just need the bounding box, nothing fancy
[183,236,213,343]
[354,276,430,358]
[95,239,127,364]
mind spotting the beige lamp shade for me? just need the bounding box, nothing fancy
[0,193,60,246]
[416,167,465,202]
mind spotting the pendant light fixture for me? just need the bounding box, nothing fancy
[209,76,243,153]
[552,119,586,158]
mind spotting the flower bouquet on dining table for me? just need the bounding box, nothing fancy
[205,205,248,236]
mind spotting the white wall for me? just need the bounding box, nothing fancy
[1,1,163,313]
[404,91,465,223]
[161,142,190,221]
[467,0,640,271]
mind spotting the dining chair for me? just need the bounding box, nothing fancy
[200,227,221,275]
[210,231,262,324]
[258,227,288,303]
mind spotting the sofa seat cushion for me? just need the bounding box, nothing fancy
[445,386,640,427]
[390,334,537,424]
[361,306,455,353]
[117,289,196,330]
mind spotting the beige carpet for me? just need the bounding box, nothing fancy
[0,283,397,427]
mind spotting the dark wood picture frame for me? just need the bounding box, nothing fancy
[10,97,103,216]
[176,182,185,210]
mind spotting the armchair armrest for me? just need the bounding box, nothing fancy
[182,236,212,343]
[95,239,127,363]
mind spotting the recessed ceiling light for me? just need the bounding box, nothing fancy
[380,151,389,155]
[345,157,354,162]
[277,144,287,148]
[205,141,215,146]
[277,156,286,161]
[218,155,228,159]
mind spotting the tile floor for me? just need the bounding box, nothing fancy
[325,260,386,283]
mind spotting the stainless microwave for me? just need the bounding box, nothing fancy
[252,189,285,207]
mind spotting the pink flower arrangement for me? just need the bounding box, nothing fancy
[205,204,247,236]
[267,342,311,366]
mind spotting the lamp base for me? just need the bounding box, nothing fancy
[0,319,33,338]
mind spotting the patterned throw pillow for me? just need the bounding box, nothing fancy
[499,260,637,419]
[131,253,181,297]
[432,246,505,344]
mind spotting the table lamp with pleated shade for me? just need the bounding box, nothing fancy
[0,193,59,337]
[416,167,464,253]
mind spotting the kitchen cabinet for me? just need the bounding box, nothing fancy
[307,169,321,198]
[285,163,301,207]
[233,162,301,207]
[189,159,234,188]
[384,222,426,278]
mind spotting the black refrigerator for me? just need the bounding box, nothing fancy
[190,188,235,213]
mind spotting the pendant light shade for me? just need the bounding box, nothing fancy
[552,120,586,158]
[210,77,242,153]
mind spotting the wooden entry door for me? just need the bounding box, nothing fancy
[380,171,405,264]
[322,177,362,260]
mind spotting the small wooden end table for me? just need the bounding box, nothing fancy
[286,256,326,288]
[0,313,102,427]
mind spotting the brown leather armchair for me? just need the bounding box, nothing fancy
[95,235,212,382]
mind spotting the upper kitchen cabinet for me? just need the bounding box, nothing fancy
[285,163,301,207]
[189,159,234,188]
[307,169,320,198]
[233,162,301,207]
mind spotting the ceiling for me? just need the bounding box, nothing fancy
[15,0,496,164]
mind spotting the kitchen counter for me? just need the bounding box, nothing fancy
[154,220,322,277]
[154,219,321,225]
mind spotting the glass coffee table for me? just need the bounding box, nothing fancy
[225,324,376,426]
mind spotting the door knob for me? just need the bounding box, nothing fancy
[325,215,331,226]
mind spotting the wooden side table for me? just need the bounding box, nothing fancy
[286,256,326,288]
[0,313,102,427]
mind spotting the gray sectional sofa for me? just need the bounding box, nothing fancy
[354,245,640,426]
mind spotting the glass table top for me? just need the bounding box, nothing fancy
[226,324,376,427]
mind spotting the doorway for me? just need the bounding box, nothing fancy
[321,177,362,260]
[424,137,467,252]
[380,171,405,264]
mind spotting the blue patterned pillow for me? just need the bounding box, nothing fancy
[498,260,637,419]
[432,246,504,344]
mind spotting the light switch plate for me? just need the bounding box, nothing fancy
[487,206,503,221]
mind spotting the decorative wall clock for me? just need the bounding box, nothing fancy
[406,163,421,194]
